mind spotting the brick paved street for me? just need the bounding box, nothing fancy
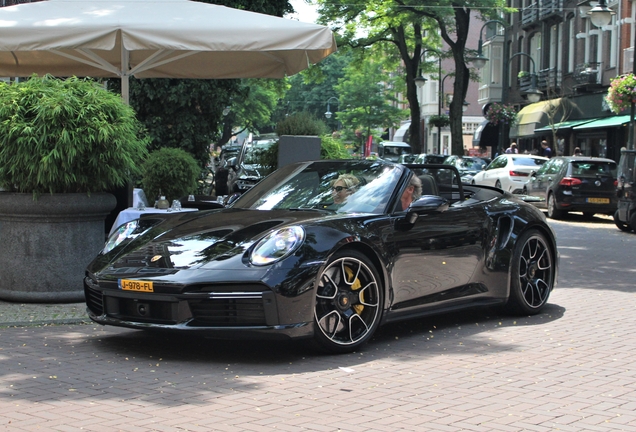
[1,215,635,431]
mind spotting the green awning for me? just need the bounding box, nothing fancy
[572,115,632,130]
[534,119,596,133]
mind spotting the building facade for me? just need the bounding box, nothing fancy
[477,0,631,162]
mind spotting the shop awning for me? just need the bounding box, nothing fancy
[473,119,498,148]
[510,99,559,138]
[393,122,410,142]
[534,119,596,133]
[572,115,632,130]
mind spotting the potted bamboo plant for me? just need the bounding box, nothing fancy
[0,75,148,302]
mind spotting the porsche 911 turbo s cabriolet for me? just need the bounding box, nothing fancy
[85,160,558,353]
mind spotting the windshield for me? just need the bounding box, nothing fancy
[512,156,547,167]
[570,161,617,177]
[456,157,487,171]
[232,161,403,215]
[243,144,273,165]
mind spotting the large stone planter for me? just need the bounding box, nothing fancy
[0,193,116,303]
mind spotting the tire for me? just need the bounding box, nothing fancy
[505,229,554,315]
[547,193,564,219]
[313,250,383,353]
[495,180,502,189]
[630,212,636,232]
[582,212,595,219]
[471,180,476,185]
[614,210,632,232]
[214,169,229,196]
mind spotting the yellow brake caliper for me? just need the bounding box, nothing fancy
[344,266,364,314]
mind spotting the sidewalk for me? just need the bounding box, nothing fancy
[0,300,89,327]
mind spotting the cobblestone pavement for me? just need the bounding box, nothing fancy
[0,214,635,431]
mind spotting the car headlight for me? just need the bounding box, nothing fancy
[250,226,305,266]
[103,220,139,254]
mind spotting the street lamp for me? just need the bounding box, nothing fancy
[469,20,508,156]
[587,0,615,28]
[469,20,507,70]
[509,52,543,103]
[324,96,338,119]
[589,2,629,150]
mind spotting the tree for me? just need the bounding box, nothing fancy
[316,0,506,155]
[216,79,288,148]
[335,59,407,154]
[282,53,351,131]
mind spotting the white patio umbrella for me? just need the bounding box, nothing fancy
[0,0,336,103]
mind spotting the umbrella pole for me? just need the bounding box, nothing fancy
[121,44,130,105]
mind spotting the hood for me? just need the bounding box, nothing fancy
[92,208,330,276]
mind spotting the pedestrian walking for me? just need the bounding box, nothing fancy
[541,140,552,158]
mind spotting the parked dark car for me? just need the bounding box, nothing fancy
[226,141,275,194]
[443,155,489,183]
[413,153,447,164]
[614,148,636,232]
[524,156,618,219]
[86,160,558,353]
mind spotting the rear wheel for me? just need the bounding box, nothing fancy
[547,193,564,219]
[614,210,631,232]
[505,229,554,315]
[582,212,595,219]
[313,250,383,353]
[495,180,502,189]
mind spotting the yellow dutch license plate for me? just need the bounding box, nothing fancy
[586,197,610,204]
[119,279,154,292]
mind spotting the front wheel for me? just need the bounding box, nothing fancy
[505,230,554,315]
[313,250,383,353]
[614,210,631,232]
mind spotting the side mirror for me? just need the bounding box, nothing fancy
[404,195,450,223]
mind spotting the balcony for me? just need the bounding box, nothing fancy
[537,68,562,92]
[574,62,601,85]
[539,0,563,20]
[517,73,537,92]
[521,2,539,28]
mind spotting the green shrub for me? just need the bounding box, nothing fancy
[275,111,327,136]
[320,135,350,159]
[0,75,149,196]
[142,148,200,202]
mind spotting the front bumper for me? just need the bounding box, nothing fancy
[84,277,315,340]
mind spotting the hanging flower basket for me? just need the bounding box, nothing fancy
[485,103,518,126]
[428,114,450,128]
[606,73,636,114]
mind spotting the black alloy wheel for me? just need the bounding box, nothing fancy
[547,193,564,219]
[505,229,554,315]
[313,250,383,353]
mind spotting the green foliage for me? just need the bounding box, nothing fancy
[0,75,148,196]
[276,111,327,136]
[335,59,407,140]
[141,148,201,202]
[320,134,351,159]
[428,114,450,128]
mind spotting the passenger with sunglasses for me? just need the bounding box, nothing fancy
[330,174,360,205]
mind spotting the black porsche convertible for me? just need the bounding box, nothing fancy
[85,160,558,353]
